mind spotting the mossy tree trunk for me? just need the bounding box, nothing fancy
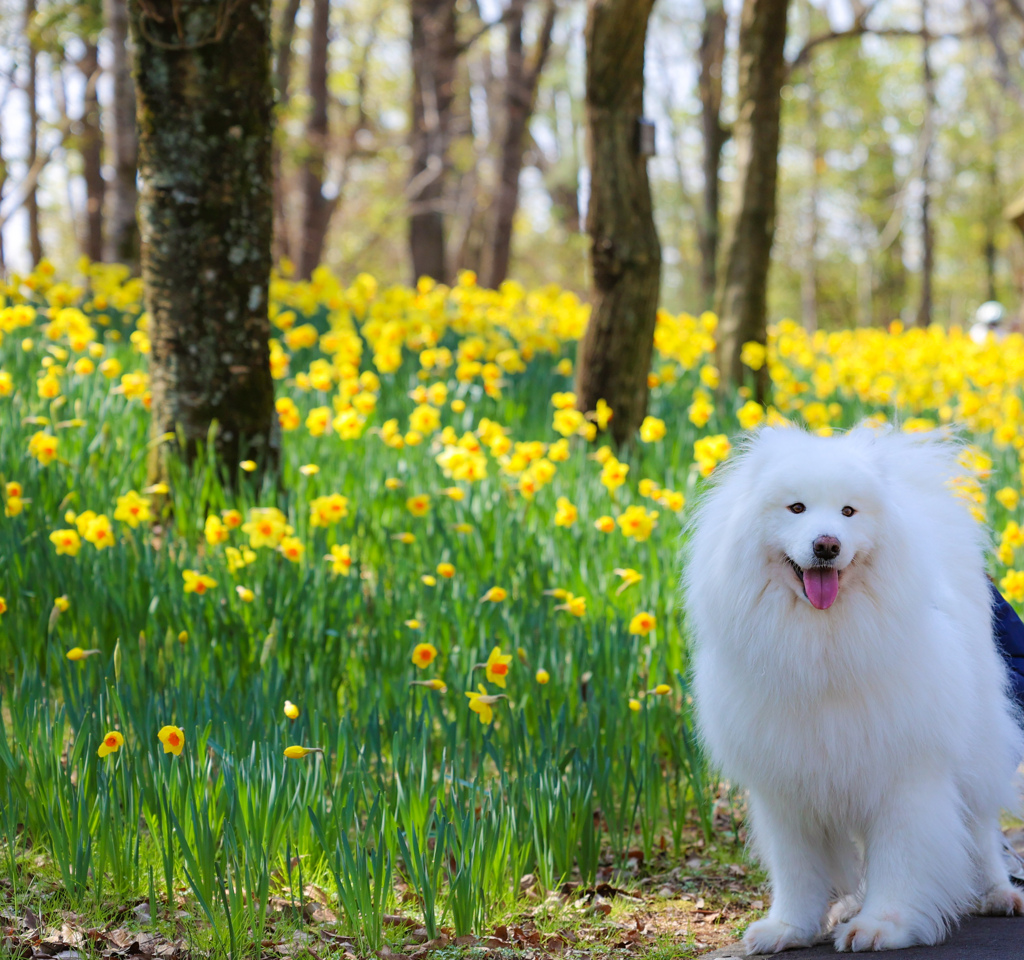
[129,0,278,486]
[715,0,790,393]
[574,0,661,448]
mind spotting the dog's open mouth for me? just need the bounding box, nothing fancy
[787,558,840,610]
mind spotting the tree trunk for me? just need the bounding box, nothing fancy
[297,0,332,279]
[25,0,42,266]
[715,0,791,392]
[104,0,139,267]
[78,42,105,262]
[697,0,727,311]
[408,0,457,284]
[801,68,820,332]
[985,159,998,302]
[272,0,302,267]
[916,0,934,328]
[129,0,278,484]
[574,0,661,448]
[482,0,556,289]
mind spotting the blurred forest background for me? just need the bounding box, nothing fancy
[1,0,1024,330]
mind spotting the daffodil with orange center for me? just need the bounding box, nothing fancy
[629,611,657,636]
[412,642,438,669]
[114,490,152,529]
[183,570,218,595]
[483,646,512,687]
[554,497,578,527]
[406,494,431,517]
[50,529,81,556]
[158,725,185,756]
[324,543,352,575]
[98,730,124,758]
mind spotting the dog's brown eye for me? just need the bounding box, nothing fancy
[842,506,856,517]
[788,503,805,514]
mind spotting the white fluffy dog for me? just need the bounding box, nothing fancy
[684,426,1024,953]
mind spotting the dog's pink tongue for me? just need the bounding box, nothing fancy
[804,567,839,610]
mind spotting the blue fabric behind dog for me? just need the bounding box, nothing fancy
[992,582,1024,712]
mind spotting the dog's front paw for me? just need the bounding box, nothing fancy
[826,895,862,928]
[977,883,1024,916]
[743,917,818,955]
[833,913,916,952]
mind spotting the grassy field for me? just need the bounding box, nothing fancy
[0,260,1021,958]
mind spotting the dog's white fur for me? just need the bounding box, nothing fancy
[684,426,1024,953]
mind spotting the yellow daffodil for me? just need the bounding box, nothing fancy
[412,643,438,668]
[554,593,586,617]
[283,745,323,759]
[536,669,550,684]
[284,700,300,720]
[411,678,447,693]
[639,416,666,443]
[113,490,151,528]
[406,494,431,517]
[183,570,218,595]
[98,730,124,758]
[465,684,506,725]
[157,725,185,756]
[618,506,658,542]
[324,543,353,575]
[554,497,578,527]
[629,611,657,636]
[483,646,513,687]
[480,586,507,603]
[50,529,81,556]
[66,646,100,661]
[613,568,643,594]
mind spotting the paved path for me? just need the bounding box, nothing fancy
[701,917,1024,959]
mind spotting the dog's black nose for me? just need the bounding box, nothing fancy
[813,535,841,560]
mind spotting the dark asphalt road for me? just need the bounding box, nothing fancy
[701,917,1024,959]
